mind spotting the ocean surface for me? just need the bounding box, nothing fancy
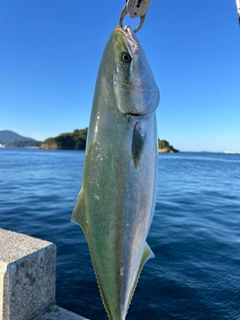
[0,148,240,320]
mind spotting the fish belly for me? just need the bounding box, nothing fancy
[76,111,158,319]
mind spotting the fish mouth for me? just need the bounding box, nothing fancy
[117,25,139,56]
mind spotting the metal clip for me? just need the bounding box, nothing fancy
[119,0,152,33]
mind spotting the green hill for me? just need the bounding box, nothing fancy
[6,140,42,147]
[158,139,179,153]
[40,128,179,152]
[40,128,88,150]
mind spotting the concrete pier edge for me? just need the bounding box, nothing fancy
[0,228,88,320]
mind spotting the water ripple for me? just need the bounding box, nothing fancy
[0,149,240,319]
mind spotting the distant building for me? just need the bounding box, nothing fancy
[236,0,240,22]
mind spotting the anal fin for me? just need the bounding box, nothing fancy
[71,187,88,235]
[71,188,112,319]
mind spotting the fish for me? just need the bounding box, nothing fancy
[72,25,159,320]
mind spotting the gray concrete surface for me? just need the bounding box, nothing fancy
[0,228,56,320]
[35,305,89,320]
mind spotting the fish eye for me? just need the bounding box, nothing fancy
[120,52,131,63]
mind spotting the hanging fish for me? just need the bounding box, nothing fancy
[72,24,159,320]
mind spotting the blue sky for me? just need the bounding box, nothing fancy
[0,0,239,152]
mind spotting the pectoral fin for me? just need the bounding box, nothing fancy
[128,242,154,309]
[132,121,146,168]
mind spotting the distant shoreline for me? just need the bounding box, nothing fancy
[1,147,240,154]
[158,148,179,153]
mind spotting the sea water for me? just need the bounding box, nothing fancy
[0,148,240,320]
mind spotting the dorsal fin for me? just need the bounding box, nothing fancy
[127,242,154,310]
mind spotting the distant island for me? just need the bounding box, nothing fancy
[40,128,88,150]
[158,139,179,153]
[0,130,42,147]
[6,140,42,147]
[0,129,179,153]
[40,128,179,153]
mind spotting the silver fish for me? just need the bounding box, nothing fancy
[72,25,159,320]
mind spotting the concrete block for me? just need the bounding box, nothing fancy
[35,305,89,320]
[0,228,56,320]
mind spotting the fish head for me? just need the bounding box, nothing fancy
[106,25,160,116]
